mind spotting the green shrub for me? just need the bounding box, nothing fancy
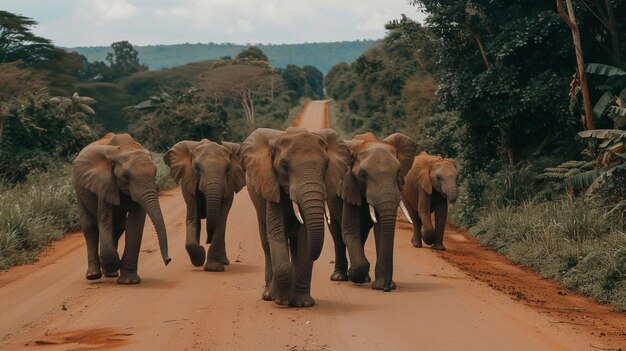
[0,161,78,269]
[472,197,626,311]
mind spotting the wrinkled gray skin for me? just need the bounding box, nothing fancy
[327,133,417,292]
[240,128,348,307]
[164,140,245,271]
[402,153,458,251]
[71,133,171,284]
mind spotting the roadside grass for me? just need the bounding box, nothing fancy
[472,197,626,311]
[0,156,176,271]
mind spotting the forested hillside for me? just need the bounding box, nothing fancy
[325,1,626,310]
[69,40,376,74]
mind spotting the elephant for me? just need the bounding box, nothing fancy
[163,139,245,271]
[71,133,171,284]
[401,152,458,251]
[328,132,417,292]
[239,127,349,307]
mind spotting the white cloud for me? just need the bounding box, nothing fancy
[0,0,426,46]
[92,0,138,21]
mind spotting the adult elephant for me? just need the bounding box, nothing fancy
[328,133,417,292]
[401,152,458,251]
[71,133,171,284]
[239,127,349,307]
[163,140,245,271]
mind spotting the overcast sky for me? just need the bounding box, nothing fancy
[1,0,425,47]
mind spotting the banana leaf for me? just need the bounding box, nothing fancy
[592,91,614,119]
[585,63,626,76]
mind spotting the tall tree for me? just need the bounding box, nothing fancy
[236,46,269,62]
[0,11,59,65]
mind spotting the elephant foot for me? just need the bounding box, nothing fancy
[411,235,423,248]
[431,243,446,251]
[85,268,102,280]
[271,287,291,306]
[204,259,225,272]
[371,279,397,291]
[330,270,349,281]
[347,263,370,284]
[186,243,206,267]
[117,270,141,284]
[103,271,119,278]
[261,287,272,301]
[364,274,372,283]
[289,292,315,307]
[423,230,435,246]
[221,257,230,265]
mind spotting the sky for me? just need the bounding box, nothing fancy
[0,0,426,47]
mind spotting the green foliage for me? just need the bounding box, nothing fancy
[0,162,78,269]
[0,89,95,181]
[236,46,269,62]
[473,197,626,310]
[125,88,228,151]
[324,16,439,138]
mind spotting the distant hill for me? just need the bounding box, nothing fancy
[67,41,377,74]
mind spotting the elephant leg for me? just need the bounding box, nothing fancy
[371,223,396,290]
[258,218,272,301]
[432,200,448,251]
[105,209,126,278]
[117,208,146,284]
[360,223,373,283]
[342,202,370,284]
[266,200,292,306]
[205,195,234,272]
[290,225,315,307]
[408,209,422,248]
[97,201,121,275]
[328,219,348,281]
[82,221,102,280]
[183,192,205,267]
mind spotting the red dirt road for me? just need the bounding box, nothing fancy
[0,101,624,350]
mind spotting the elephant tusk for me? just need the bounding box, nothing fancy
[324,202,331,225]
[399,200,413,224]
[292,201,304,224]
[369,204,378,224]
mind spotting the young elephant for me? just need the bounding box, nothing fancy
[401,152,458,251]
[239,127,348,307]
[163,140,245,271]
[328,132,417,292]
[71,133,171,284]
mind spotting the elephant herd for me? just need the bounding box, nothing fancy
[71,128,458,307]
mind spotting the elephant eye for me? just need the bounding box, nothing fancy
[225,164,231,173]
[280,159,288,171]
[359,170,366,179]
[193,164,200,173]
[122,171,130,180]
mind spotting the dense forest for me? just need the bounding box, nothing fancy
[69,40,376,74]
[325,1,626,309]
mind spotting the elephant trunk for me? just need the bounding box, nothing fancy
[294,171,326,261]
[139,189,171,266]
[445,184,458,204]
[203,179,224,244]
[377,202,399,292]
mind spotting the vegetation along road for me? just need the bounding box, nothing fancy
[0,102,624,351]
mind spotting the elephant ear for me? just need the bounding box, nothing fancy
[222,142,246,194]
[163,140,200,194]
[339,169,361,206]
[72,144,120,205]
[344,139,364,152]
[239,128,283,203]
[384,133,418,177]
[413,154,433,195]
[314,129,351,199]
[353,132,379,142]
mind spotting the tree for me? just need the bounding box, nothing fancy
[0,11,59,66]
[302,65,324,99]
[235,46,269,62]
[197,64,274,124]
[281,64,307,100]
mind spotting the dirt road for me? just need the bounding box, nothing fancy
[0,100,623,350]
